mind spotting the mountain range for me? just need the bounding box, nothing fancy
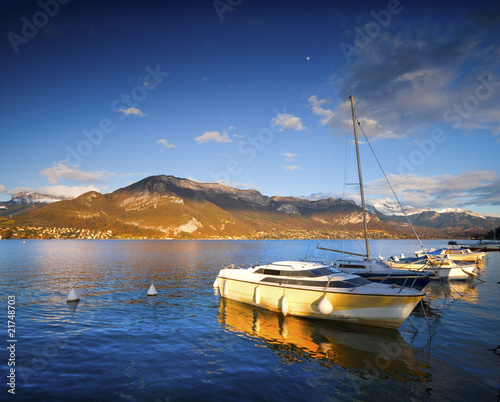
[0,175,497,239]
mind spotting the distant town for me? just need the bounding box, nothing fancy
[0,225,414,241]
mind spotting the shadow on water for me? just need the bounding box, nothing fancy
[217,298,431,383]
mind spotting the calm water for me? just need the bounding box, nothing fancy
[1,239,499,401]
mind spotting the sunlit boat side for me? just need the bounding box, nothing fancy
[215,260,424,329]
[415,247,487,263]
[385,256,476,280]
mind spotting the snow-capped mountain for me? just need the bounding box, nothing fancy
[367,200,423,216]
[367,200,485,219]
[10,192,73,205]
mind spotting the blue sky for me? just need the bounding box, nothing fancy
[1,0,499,216]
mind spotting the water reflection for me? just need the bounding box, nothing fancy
[425,280,479,303]
[218,298,430,382]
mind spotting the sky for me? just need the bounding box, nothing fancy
[1,0,500,216]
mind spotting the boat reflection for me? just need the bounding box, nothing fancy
[424,280,479,304]
[218,298,430,382]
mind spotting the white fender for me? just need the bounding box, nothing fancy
[213,278,219,289]
[222,280,229,297]
[318,295,333,315]
[281,296,288,316]
[254,286,261,305]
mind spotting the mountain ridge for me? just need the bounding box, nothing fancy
[1,175,496,239]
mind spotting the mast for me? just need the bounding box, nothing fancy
[350,95,370,260]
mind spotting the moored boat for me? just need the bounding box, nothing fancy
[316,95,430,292]
[214,260,424,329]
[460,240,500,252]
[385,255,476,280]
[330,258,431,291]
[415,247,487,263]
[214,95,425,330]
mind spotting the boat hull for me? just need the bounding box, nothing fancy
[415,249,487,263]
[216,276,423,329]
[386,263,475,280]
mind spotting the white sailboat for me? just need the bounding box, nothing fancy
[214,95,425,329]
[318,95,430,291]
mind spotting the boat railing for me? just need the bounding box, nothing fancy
[378,273,423,293]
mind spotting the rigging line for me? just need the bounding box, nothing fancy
[420,298,436,340]
[357,121,426,252]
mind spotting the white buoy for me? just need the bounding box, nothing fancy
[318,295,333,315]
[281,296,288,316]
[222,280,229,297]
[147,283,157,296]
[213,278,219,288]
[254,286,261,305]
[67,287,80,303]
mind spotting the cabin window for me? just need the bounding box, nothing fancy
[310,267,338,276]
[255,266,337,277]
[337,264,367,269]
[263,269,281,276]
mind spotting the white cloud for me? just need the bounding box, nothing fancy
[214,179,263,192]
[354,117,404,141]
[365,171,500,210]
[335,27,500,141]
[281,152,298,161]
[282,165,299,172]
[119,107,146,117]
[195,130,233,144]
[272,113,307,131]
[307,191,345,201]
[157,139,175,148]
[40,163,107,185]
[308,96,335,127]
[0,185,6,193]
[6,184,101,199]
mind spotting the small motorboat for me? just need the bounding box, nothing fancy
[385,255,476,281]
[415,247,487,263]
[461,240,500,252]
[214,260,424,329]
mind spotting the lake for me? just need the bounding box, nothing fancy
[1,239,499,401]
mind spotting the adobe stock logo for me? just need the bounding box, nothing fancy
[7,0,70,54]
[212,0,243,22]
[339,0,405,63]
[398,73,499,175]
[64,64,169,167]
